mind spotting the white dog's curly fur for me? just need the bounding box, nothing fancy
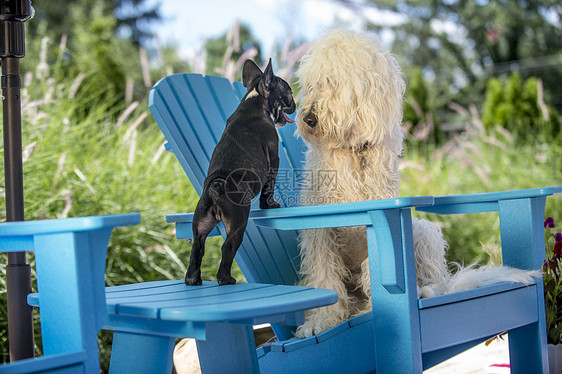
[294,30,539,338]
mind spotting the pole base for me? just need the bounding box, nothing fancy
[6,262,34,361]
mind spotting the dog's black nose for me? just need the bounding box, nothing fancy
[304,112,317,128]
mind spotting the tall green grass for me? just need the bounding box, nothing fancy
[0,64,241,369]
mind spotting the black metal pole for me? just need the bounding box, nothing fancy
[1,0,34,362]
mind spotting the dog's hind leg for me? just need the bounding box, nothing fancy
[216,204,251,286]
[186,199,220,286]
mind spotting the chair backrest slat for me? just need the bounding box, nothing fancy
[183,74,226,143]
[149,79,207,193]
[233,81,247,101]
[278,125,308,171]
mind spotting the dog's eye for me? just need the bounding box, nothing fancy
[304,112,317,128]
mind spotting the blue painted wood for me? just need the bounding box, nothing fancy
[109,332,175,374]
[232,80,247,100]
[277,124,307,171]
[148,85,206,193]
[274,337,317,353]
[420,285,538,353]
[0,214,140,236]
[258,315,376,374]
[418,281,528,309]
[29,276,335,340]
[417,187,561,215]
[196,322,259,374]
[105,281,337,323]
[315,320,350,344]
[347,311,372,328]
[368,210,405,293]
[183,74,227,141]
[104,314,208,341]
[0,351,87,374]
[205,75,240,122]
[34,231,109,370]
[102,281,335,374]
[242,191,554,373]
[367,208,422,373]
[498,197,549,373]
[166,196,435,233]
[0,214,140,374]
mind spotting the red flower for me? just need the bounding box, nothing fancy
[555,241,562,258]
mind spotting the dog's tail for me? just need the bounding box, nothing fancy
[412,219,542,298]
[445,263,541,294]
[208,179,225,202]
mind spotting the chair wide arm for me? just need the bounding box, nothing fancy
[416,187,562,215]
[0,213,141,374]
[166,196,434,239]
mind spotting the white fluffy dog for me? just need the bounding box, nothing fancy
[294,30,538,338]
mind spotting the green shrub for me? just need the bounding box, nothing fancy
[482,73,560,142]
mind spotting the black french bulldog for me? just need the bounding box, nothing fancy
[186,59,296,286]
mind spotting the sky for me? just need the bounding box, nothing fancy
[149,0,402,61]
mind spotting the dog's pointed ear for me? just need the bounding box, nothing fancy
[258,58,273,98]
[242,59,262,88]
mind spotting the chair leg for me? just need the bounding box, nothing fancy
[196,322,259,374]
[508,322,548,374]
[109,331,175,374]
[499,198,548,373]
[367,210,423,373]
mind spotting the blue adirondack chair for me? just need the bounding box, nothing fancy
[149,72,561,373]
[21,220,337,374]
[0,213,141,374]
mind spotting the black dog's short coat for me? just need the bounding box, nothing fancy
[186,59,296,286]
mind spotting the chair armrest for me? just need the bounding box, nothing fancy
[0,351,87,374]
[0,213,141,252]
[416,187,562,215]
[0,213,141,358]
[166,196,434,238]
[418,187,562,270]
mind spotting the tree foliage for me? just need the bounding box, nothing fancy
[403,66,440,148]
[22,1,166,114]
[339,0,562,115]
[69,1,141,104]
[482,73,560,141]
[28,0,160,46]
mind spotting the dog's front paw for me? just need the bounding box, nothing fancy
[294,320,329,338]
[185,272,202,286]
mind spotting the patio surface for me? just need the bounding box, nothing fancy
[426,337,510,374]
